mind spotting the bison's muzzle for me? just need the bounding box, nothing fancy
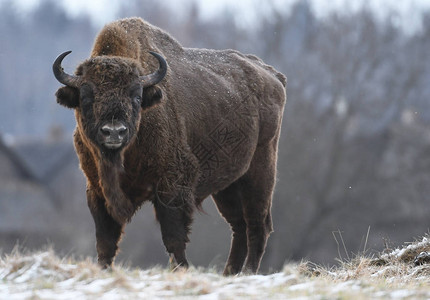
[98,120,129,150]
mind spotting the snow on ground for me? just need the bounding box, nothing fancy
[2,243,430,299]
[380,236,430,263]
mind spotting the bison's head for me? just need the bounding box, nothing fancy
[53,51,167,156]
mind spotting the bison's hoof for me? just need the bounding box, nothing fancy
[98,259,113,270]
[169,254,189,272]
[223,265,241,276]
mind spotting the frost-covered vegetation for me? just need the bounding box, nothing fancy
[2,236,430,299]
[1,0,430,272]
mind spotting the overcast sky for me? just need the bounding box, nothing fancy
[2,0,430,33]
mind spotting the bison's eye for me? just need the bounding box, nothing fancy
[129,85,143,106]
[133,95,142,105]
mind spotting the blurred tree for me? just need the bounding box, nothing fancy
[0,0,95,138]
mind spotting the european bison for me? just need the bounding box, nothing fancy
[53,17,286,275]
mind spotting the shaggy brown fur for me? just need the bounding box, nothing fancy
[53,17,286,275]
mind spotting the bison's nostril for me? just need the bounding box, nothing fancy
[118,127,127,137]
[101,127,111,137]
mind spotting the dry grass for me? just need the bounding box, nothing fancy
[2,235,430,299]
[293,234,430,298]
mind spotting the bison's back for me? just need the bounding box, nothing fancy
[174,47,286,144]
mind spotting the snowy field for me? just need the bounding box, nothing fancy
[2,237,430,299]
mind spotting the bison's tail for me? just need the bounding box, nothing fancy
[243,53,287,87]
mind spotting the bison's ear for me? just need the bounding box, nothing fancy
[141,86,163,109]
[55,86,79,109]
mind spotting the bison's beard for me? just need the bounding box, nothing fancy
[99,147,123,163]
[98,155,135,224]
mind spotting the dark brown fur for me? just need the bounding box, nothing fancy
[54,17,286,275]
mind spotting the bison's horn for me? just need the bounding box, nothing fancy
[140,52,167,88]
[53,51,81,88]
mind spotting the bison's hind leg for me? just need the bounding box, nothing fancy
[213,139,277,275]
[213,183,248,276]
[240,141,277,274]
[213,157,275,275]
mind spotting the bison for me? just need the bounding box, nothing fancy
[53,17,286,275]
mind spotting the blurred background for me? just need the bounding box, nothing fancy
[0,0,430,272]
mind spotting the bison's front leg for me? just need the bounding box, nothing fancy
[87,188,124,268]
[153,195,194,269]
